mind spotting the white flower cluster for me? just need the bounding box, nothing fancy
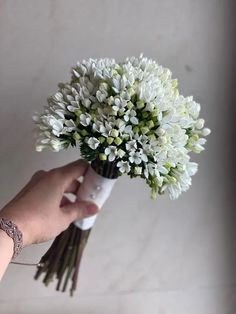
[33,55,210,199]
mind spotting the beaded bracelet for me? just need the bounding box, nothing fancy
[0,217,23,259]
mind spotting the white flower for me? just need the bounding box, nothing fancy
[125,140,137,152]
[124,109,139,125]
[104,146,117,161]
[80,113,91,126]
[87,137,100,149]
[112,97,126,113]
[117,160,131,173]
[96,90,108,102]
[163,162,198,199]
[48,117,64,137]
[99,122,113,137]
[65,119,77,132]
[129,150,142,164]
[82,98,91,108]
[139,149,148,162]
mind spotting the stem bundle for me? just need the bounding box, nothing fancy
[34,159,118,295]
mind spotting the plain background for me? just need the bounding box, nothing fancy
[0,0,235,313]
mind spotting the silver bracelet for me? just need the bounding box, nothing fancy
[0,217,23,259]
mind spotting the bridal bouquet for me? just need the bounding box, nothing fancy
[33,55,210,295]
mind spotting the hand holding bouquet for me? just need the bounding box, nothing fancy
[33,55,210,295]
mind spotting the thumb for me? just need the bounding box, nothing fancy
[62,200,99,222]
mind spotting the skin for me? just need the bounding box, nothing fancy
[0,159,99,280]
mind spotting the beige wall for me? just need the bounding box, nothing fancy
[0,0,235,313]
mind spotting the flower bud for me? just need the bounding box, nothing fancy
[133,126,140,133]
[171,79,178,88]
[191,134,199,141]
[167,175,177,183]
[146,120,154,129]
[98,137,105,143]
[164,162,171,171]
[134,167,142,175]
[73,132,81,141]
[114,137,123,146]
[137,100,145,109]
[196,118,205,129]
[141,127,149,135]
[202,128,211,136]
[74,109,82,117]
[117,149,125,158]
[99,153,107,161]
[142,112,149,119]
[107,137,114,144]
[155,128,165,136]
[127,87,135,97]
[151,109,159,117]
[81,129,89,136]
[127,101,134,110]
[148,134,156,141]
[107,96,114,105]
[139,121,145,128]
[111,129,119,138]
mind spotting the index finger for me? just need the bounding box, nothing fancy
[59,159,89,183]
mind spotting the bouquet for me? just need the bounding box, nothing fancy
[33,55,210,295]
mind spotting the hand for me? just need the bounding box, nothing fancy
[0,159,99,246]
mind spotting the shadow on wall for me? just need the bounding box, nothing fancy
[224,4,236,294]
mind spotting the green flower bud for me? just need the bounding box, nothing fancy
[134,166,142,175]
[99,153,107,161]
[111,129,119,138]
[146,120,154,129]
[171,79,178,88]
[81,129,89,136]
[127,101,134,110]
[73,132,81,141]
[76,117,81,125]
[98,137,105,144]
[123,134,130,140]
[139,121,145,128]
[133,126,140,133]
[99,82,109,91]
[151,109,159,117]
[107,137,114,144]
[107,96,114,106]
[127,87,135,97]
[74,109,82,117]
[137,100,145,109]
[167,175,177,184]
[164,162,172,171]
[117,149,125,158]
[191,134,199,141]
[142,111,149,119]
[114,137,123,146]
[141,127,149,135]
[148,134,156,141]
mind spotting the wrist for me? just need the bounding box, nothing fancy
[0,229,14,281]
[0,229,14,253]
[0,217,23,259]
[0,206,32,247]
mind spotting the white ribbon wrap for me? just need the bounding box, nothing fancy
[74,165,117,230]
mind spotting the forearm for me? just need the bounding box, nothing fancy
[0,229,14,281]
